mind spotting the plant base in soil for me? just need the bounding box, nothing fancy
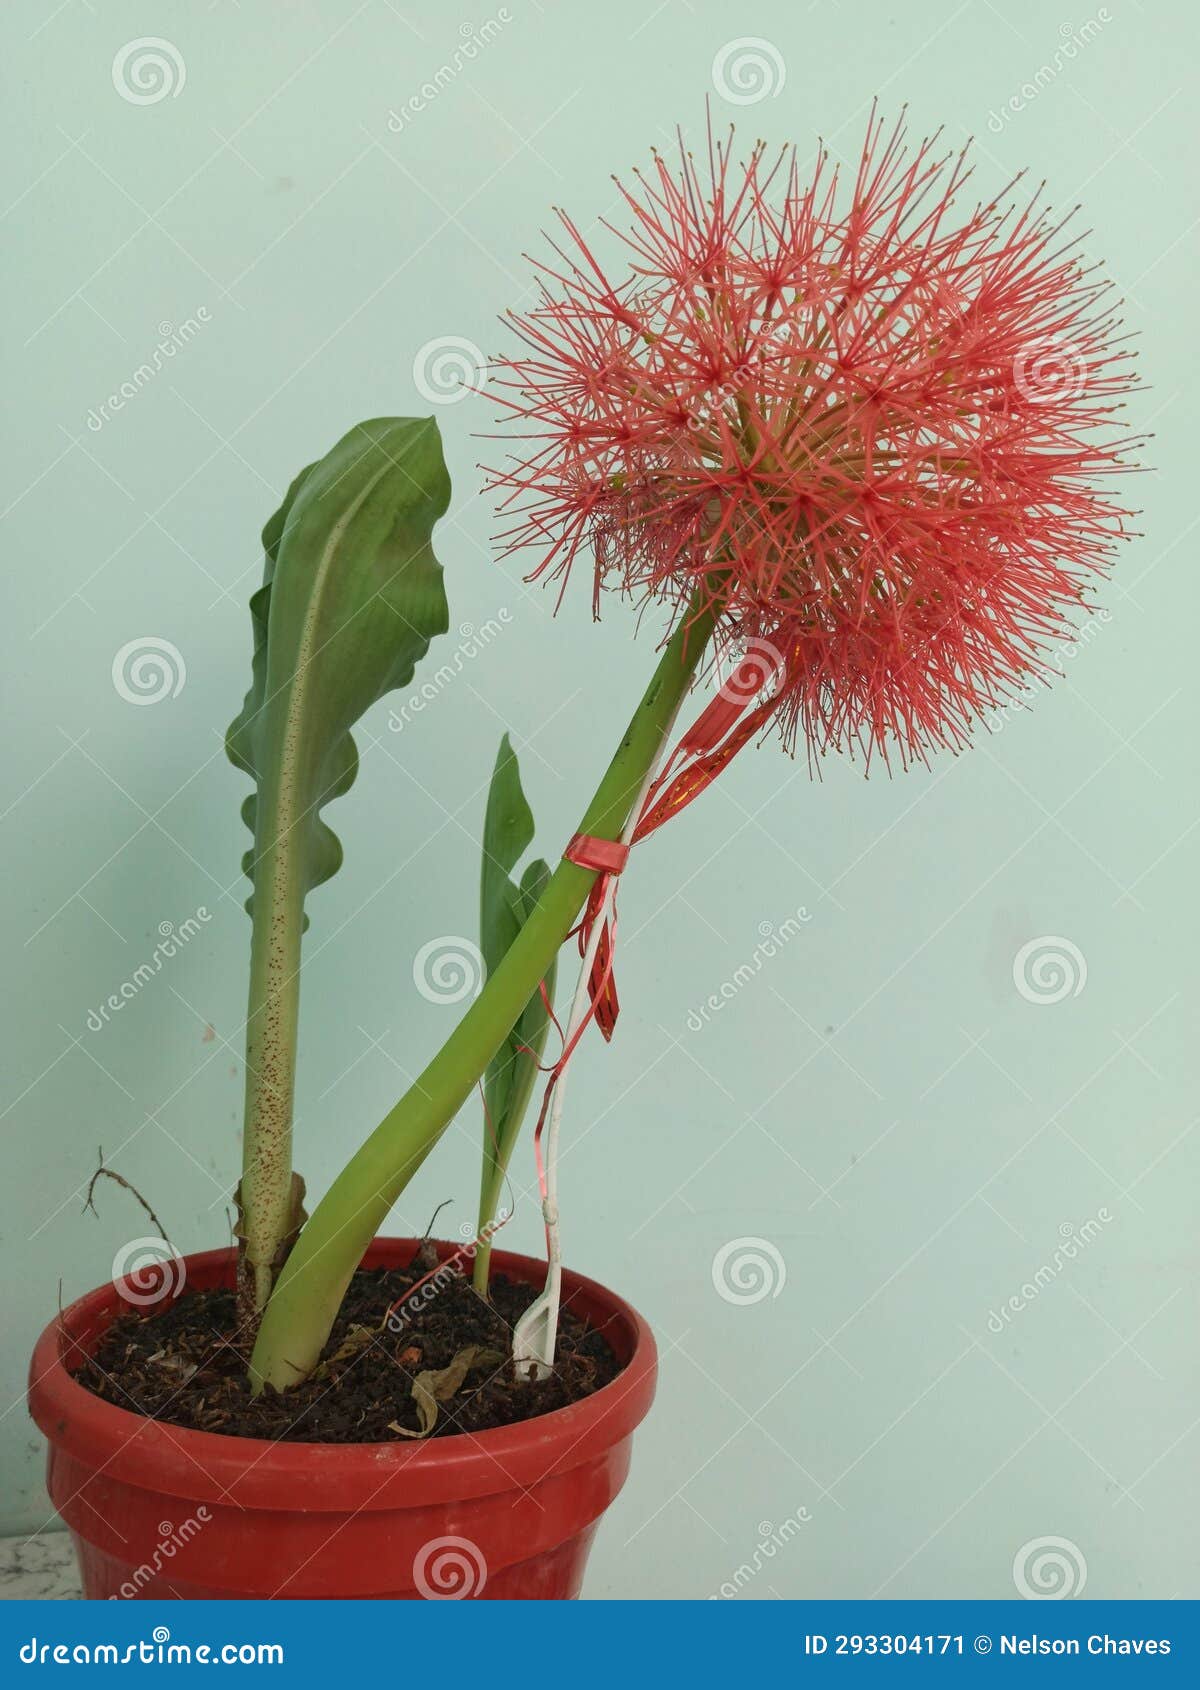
[77,1248,619,1443]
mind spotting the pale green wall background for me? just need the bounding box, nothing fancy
[3,0,1197,1599]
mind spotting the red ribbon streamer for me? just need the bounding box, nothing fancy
[561,655,780,1044]
[525,650,780,1217]
[524,647,781,1235]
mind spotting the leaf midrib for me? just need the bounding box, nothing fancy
[272,441,411,863]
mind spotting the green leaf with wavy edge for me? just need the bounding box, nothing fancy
[474,735,557,1289]
[226,416,451,1316]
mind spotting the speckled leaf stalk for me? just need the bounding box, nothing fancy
[227,418,450,1328]
[249,601,715,1391]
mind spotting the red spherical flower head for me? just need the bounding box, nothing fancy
[484,109,1143,766]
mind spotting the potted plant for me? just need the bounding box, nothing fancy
[29,111,1138,1601]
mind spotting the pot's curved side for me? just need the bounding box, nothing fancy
[29,1239,657,1601]
[44,1441,629,1599]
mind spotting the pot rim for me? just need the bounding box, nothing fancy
[28,1237,657,1511]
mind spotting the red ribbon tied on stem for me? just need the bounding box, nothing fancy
[526,638,784,1219]
[563,637,784,1042]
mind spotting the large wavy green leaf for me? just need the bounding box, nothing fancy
[227,416,451,1316]
[228,416,451,916]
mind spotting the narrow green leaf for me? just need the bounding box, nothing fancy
[475,738,558,1285]
[479,736,531,949]
[500,856,554,1134]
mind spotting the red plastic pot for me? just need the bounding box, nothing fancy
[28,1237,656,1600]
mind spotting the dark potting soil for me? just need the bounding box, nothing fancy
[75,1246,620,1443]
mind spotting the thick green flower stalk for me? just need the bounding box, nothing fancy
[249,603,713,1389]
